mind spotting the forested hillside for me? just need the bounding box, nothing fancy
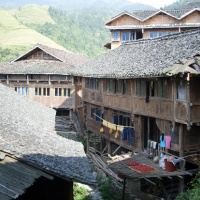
[27,7,113,58]
[165,0,200,8]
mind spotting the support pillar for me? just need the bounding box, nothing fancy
[178,123,184,194]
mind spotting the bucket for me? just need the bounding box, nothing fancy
[164,159,176,172]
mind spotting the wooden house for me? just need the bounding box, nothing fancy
[0,44,88,117]
[73,29,200,158]
[0,83,95,200]
[105,2,200,49]
[72,29,200,198]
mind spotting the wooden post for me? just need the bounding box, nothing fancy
[137,115,142,151]
[107,140,111,154]
[86,130,90,154]
[178,123,184,194]
[122,177,127,200]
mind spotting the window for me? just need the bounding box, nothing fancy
[113,113,130,126]
[122,32,130,41]
[106,79,113,93]
[64,88,71,97]
[91,107,101,122]
[55,88,71,97]
[85,78,99,90]
[123,80,128,95]
[15,87,29,96]
[115,79,123,94]
[158,80,168,98]
[113,31,119,41]
[136,80,145,96]
[35,87,42,96]
[131,32,135,40]
[106,79,128,95]
[177,81,186,100]
[146,81,155,97]
[43,88,50,96]
[150,31,177,39]
[55,88,62,96]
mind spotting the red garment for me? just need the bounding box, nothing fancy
[165,136,171,149]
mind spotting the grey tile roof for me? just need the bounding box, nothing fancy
[0,154,53,199]
[13,44,89,66]
[0,84,95,185]
[0,61,75,75]
[71,29,200,79]
[106,7,200,24]
[131,8,199,21]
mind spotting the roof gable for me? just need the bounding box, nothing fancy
[12,44,89,66]
[12,45,64,62]
[105,11,142,25]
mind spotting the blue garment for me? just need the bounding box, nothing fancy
[127,128,134,145]
[160,135,166,147]
[122,128,128,140]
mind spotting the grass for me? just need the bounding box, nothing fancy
[0,6,66,59]
[74,183,92,200]
[9,5,55,25]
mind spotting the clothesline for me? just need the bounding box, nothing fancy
[93,113,134,128]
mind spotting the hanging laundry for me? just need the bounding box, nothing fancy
[115,131,120,139]
[117,125,124,132]
[127,128,134,145]
[103,120,108,127]
[150,141,154,148]
[165,136,172,149]
[160,133,166,148]
[122,127,128,140]
[153,141,157,149]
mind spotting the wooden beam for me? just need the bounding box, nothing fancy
[144,178,156,185]
[101,142,108,155]
[112,145,121,155]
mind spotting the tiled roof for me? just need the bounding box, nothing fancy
[0,84,95,185]
[71,29,200,79]
[0,61,75,75]
[131,8,200,21]
[13,44,89,66]
[106,7,200,24]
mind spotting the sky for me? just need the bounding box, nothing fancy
[128,0,177,8]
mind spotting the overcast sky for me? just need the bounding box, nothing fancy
[128,0,177,8]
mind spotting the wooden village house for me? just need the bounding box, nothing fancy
[0,44,88,118]
[105,2,200,49]
[72,29,200,199]
[0,83,95,200]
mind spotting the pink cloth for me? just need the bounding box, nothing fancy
[165,136,171,149]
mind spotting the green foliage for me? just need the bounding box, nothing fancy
[73,183,91,200]
[176,172,200,200]
[0,46,29,62]
[97,176,122,200]
[26,6,114,58]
